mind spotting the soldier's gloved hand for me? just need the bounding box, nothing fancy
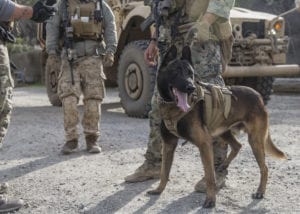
[186,20,210,43]
[31,0,57,23]
[103,53,114,67]
[94,10,103,22]
[46,53,61,79]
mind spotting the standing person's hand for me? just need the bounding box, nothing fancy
[144,39,159,66]
[103,53,114,67]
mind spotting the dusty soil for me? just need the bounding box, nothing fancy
[0,86,299,214]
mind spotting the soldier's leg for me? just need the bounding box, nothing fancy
[58,57,81,154]
[80,57,105,153]
[124,86,162,182]
[0,44,13,149]
[0,87,12,148]
[124,42,169,182]
[191,41,228,192]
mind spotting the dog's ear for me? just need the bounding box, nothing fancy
[181,46,192,65]
[161,45,177,67]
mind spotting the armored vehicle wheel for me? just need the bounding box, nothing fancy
[45,60,62,107]
[118,40,156,118]
[225,77,274,105]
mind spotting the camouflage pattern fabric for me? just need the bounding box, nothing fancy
[207,0,235,20]
[191,41,225,86]
[0,42,13,147]
[58,56,105,142]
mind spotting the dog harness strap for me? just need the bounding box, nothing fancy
[203,85,232,131]
[160,84,233,137]
[159,85,205,138]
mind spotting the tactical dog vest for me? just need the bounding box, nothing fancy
[159,84,232,138]
[68,0,102,40]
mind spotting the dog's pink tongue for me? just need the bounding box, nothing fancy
[173,88,190,112]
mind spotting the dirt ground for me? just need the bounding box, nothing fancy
[0,86,299,214]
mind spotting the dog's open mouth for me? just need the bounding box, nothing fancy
[172,87,190,112]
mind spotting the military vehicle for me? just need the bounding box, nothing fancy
[37,0,300,118]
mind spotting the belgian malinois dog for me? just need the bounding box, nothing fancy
[147,46,286,208]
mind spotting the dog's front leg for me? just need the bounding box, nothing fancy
[148,138,178,195]
[197,136,216,208]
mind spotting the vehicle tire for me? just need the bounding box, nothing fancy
[225,77,274,105]
[45,56,62,107]
[118,40,156,118]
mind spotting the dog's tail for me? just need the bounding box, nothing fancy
[265,132,287,159]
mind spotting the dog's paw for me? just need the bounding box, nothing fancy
[147,189,162,195]
[252,192,264,199]
[202,198,216,208]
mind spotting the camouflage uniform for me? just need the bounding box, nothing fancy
[0,0,15,149]
[0,0,19,150]
[0,30,13,148]
[46,0,117,153]
[126,0,235,186]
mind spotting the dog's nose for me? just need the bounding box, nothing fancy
[186,83,196,94]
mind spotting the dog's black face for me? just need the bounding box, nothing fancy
[157,46,196,112]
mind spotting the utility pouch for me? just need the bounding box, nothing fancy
[69,1,103,40]
[71,20,102,39]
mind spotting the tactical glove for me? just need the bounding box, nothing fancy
[31,0,57,23]
[46,53,61,81]
[103,53,114,67]
[186,20,210,43]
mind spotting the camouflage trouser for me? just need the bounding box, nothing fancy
[58,55,106,142]
[0,43,13,146]
[145,41,228,173]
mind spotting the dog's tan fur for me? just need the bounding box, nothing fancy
[147,46,286,208]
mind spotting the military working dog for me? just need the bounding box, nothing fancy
[147,46,286,208]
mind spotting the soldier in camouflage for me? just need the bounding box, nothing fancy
[125,0,235,193]
[46,0,117,154]
[0,0,55,212]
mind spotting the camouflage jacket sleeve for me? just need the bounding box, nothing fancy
[207,0,235,21]
[102,1,117,54]
[0,0,15,21]
[45,0,62,54]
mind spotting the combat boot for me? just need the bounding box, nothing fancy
[194,172,227,193]
[0,195,24,213]
[0,183,8,194]
[86,135,101,154]
[61,139,78,155]
[124,160,161,183]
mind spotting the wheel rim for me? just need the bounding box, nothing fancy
[124,63,143,100]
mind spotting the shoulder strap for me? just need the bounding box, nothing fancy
[96,0,103,21]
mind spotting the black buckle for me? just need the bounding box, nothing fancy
[0,26,16,43]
